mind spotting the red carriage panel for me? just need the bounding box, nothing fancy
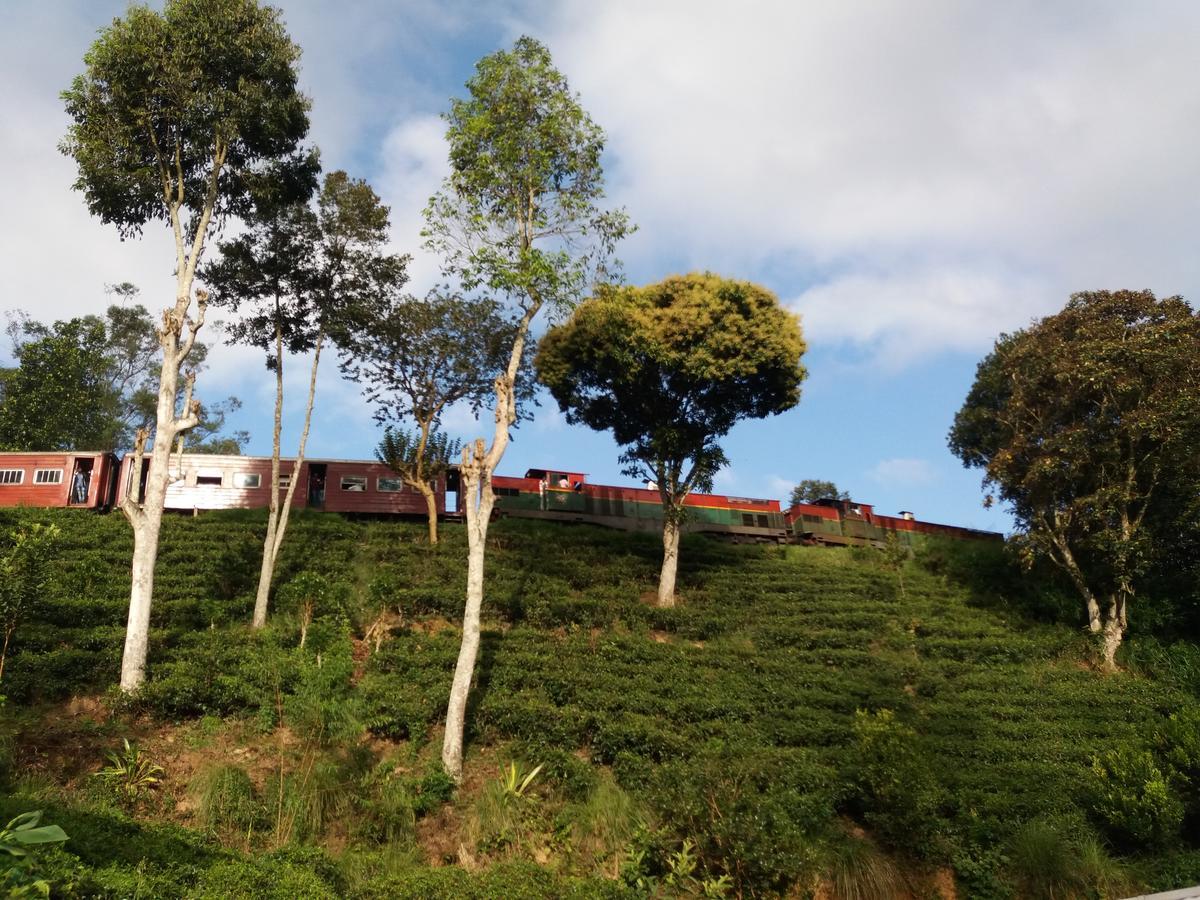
[320,460,444,515]
[0,452,116,509]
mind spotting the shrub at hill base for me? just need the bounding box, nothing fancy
[645,745,835,895]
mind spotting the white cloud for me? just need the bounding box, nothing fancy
[766,474,794,497]
[375,115,451,291]
[531,0,1200,360]
[867,458,938,487]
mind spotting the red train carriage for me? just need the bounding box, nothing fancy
[492,467,788,542]
[0,451,119,510]
[116,453,447,516]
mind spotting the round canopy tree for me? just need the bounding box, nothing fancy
[537,272,807,605]
[949,289,1200,669]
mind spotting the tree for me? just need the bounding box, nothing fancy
[61,0,310,690]
[338,289,515,544]
[537,273,806,606]
[0,524,61,682]
[1,301,246,454]
[948,290,1200,669]
[789,480,850,507]
[423,36,631,781]
[0,319,121,451]
[205,167,402,628]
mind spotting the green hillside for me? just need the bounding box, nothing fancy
[1,509,1198,898]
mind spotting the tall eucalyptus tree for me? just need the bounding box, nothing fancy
[61,0,310,690]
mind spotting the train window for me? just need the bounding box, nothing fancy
[233,473,261,489]
[757,514,769,528]
[196,473,223,486]
[742,513,754,526]
[279,475,292,489]
[377,477,404,493]
[34,469,63,485]
[341,475,367,492]
[0,469,24,485]
[494,487,520,497]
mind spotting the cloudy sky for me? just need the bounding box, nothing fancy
[4,1,1199,532]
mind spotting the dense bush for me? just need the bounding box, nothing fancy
[842,709,945,856]
[1088,747,1183,849]
[646,744,835,895]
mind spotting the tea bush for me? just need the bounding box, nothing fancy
[1088,746,1183,849]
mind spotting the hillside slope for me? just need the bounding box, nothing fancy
[0,509,1197,897]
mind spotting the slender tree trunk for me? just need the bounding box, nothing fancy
[252,334,323,628]
[116,141,224,692]
[419,482,439,545]
[120,345,201,690]
[1050,534,1102,632]
[253,325,285,628]
[0,626,12,682]
[441,307,536,782]
[657,516,682,607]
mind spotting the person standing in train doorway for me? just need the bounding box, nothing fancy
[538,476,548,510]
[70,465,89,504]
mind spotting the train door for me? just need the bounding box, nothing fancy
[68,457,94,506]
[307,463,327,509]
[444,468,460,513]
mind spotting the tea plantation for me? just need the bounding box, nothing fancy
[1,508,1198,898]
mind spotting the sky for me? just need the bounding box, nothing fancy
[4,1,1200,534]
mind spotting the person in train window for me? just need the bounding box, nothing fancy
[558,476,568,488]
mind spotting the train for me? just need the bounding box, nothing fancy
[0,450,1002,548]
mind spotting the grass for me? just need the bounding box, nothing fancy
[0,509,1196,895]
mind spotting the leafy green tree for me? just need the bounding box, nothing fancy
[2,299,247,454]
[537,273,806,605]
[789,480,850,507]
[205,167,403,627]
[0,524,61,682]
[338,289,515,544]
[0,319,121,451]
[949,290,1200,669]
[423,36,631,781]
[61,0,310,691]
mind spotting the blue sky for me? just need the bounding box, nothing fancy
[5,1,1200,534]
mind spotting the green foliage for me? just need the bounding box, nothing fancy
[1158,705,1200,828]
[0,811,69,899]
[60,0,310,239]
[0,318,121,452]
[790,479,850,506]
[0,524,60,682]
[949,290,1200,659]
[1005,818,1133,900]
[647,745,834,895]
[1088,747,1184,849]
[94,739,164,808]
[196,764,267,835]
[537,273,807,508]
[340,291,512,473]
[843,709,944,856]
[424,36,630,307]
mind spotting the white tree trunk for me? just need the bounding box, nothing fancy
[117,140,224,691]
[252,335,322,628]
[119,310,203,691]
[441,307,535,782]
[1100,591,1129,671]
[657,517,682,607]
